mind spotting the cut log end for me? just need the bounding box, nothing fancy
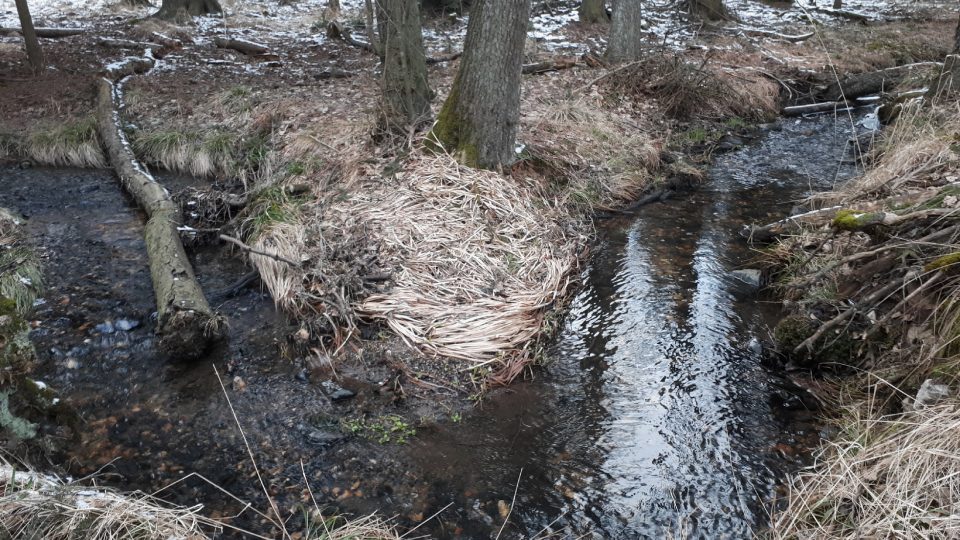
[159,308,226,359]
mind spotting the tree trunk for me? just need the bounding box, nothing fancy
[154,0,222,20]
[579,0,608,24]
[954,12,960,54]
[832,0,842,8]
[14,0,43,73]
[377,0,432,133]
[427,0,530,170]
[686,0,730,21]
[605,0,643,63]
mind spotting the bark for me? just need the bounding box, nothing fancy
[686,0,730,21]
[824,62,941,101]
[214,36,270,55]
[154,0,222,20]
[522,57,578,74]
[0,26,85,38]
[605,0,643,63]
[96,78,224,359]
[427,0,530,170]
[579,0,608,24]
[955,13,960,54]
[13,0,43,73]
[377,0,432,133]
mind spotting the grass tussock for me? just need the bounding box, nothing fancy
[0,208,42,314]
[24,117,105,168]
[521,96,663,211]
[132,129,239,178]
[602,55,780,121]
[772,399,960,539]
[0,461,217,539]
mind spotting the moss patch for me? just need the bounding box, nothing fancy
[832,209,886,231]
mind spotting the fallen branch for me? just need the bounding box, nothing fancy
[326,20,377,55]
[0,26,85,38]
[213,36,270,55]
[865,270,946,339]
[794,277,904,355]
[783,101,843,117]
[103,56,156,78]
[97,75,225,359]
[810,6,870,23]
[744,205,843,243]
[219,234,301,266]
[732,27,815,43]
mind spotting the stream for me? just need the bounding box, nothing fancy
[0,111,864,539]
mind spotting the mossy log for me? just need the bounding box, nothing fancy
[96,79,224,359]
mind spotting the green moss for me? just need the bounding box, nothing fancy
[0,391,37,440]
[925,252,960,273]
[774,315,816,353]
[832,209,885,231]
[426,72,477,166]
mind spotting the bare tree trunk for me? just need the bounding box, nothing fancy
[154,0,222,20]
[832,0,842,9]
[328,0,340,13]
[364,0,381,56]
[579,0,608,24]
[686,0,730,21]
[605,0,643,63]
[428,0,530,170]
[955,12,960,54]
[377,0,432,133]
[14,0,43,73]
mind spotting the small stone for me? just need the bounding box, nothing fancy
[295,368,309,382]
[913,379,950,410]
[232,376,247,392]
[731,269,763,288]
[944,195,958,208]
[95,321,115,334]
[115,319,139,331]
[321,380,355,401]
[307,430,344,446]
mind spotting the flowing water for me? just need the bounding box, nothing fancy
[0,111,866,539]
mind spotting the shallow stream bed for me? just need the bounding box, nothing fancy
[0,110,864,539]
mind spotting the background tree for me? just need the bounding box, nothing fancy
[428,0,530,170]
[685,0,730,21]
[154,0,222,20]
[954,12,959,54]
[605,0,643,62]
[14,0,43,73]
[579,0,609,24]
[377,0,432,133]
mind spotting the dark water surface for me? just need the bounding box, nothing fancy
[0,111,862,539]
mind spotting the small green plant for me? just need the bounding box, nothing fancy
[339,414,416,444]
[450,412,462,424]
[724,116,748,130]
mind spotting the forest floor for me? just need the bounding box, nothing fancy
[0,0,959,537]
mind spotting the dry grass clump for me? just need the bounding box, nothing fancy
[254,152,584,372]
[771,400,960,539]
[132,128,242,178]
[0,462,217,539]
[23,117,105,168]
[522,96,663,210]
[602,55,779,121]
[302,511,401,540]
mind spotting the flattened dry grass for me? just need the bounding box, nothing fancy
[251,152,585,373]
[0,462,216,540]
[23,117,105,168]
[771,399,960,540]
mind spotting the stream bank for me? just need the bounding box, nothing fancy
[0,107,867,538]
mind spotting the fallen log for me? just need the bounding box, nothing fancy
[213,36,270,55]
[103,56,156,78]
[426,51,462,64]
[743,205,843,243]
[522,57,578,75]
[824,62,942,101]
[96,77,224,359]
[0,26,86,38]
[97,38,163,51]
[782,101,843,117]
[810,6,870,23]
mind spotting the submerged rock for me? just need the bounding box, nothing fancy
[321,380,356,401]
[731,268,764,288]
